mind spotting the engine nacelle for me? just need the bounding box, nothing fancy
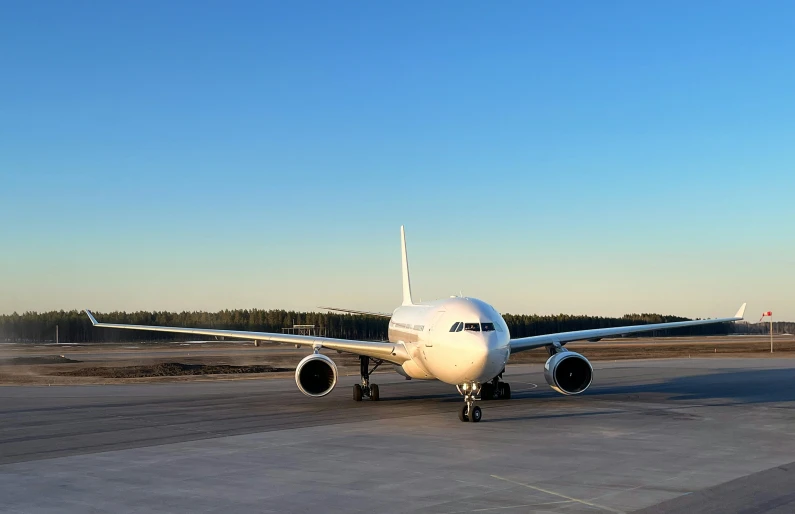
[544,351,593,395]
[295,353,338,397]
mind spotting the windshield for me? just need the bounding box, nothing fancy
[463,322,480,332]
[481,322,495,332]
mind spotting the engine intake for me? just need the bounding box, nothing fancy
[295,353,338,397]
[544,351,593,395]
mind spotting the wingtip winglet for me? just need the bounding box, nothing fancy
[735,303,747,320]
[85,309,98,326]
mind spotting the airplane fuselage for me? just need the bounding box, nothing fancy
[387,296,511,385]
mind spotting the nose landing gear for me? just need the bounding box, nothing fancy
[353,356,382,402]
[456,382,482,422]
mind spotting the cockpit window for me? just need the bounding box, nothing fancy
[449,322,461,332]
[455,322,464,332]
[481,322,495,332]
[463,322,480,332]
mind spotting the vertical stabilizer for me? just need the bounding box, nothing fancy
[400,225,414,306]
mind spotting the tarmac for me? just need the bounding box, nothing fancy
[2,357,795,513]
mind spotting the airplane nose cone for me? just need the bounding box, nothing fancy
[459,337,487,365]
[456,336,498,382]
[472,339,490,368]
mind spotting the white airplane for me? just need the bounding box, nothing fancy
[85,226,747,423]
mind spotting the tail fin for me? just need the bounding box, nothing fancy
[400,225,414,306]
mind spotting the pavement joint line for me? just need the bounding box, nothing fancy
[584,473,685,503]
[440,500,573,513]
[490,474,625,514]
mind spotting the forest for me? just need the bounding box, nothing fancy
[2,309,789,343]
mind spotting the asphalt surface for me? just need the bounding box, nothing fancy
[2,358,795,513]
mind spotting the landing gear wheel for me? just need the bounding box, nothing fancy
[481,383,493,401]
[501,383,511,400]
[353,384,363,402]
[458,405,469,422]
[369,384,380,401]
[468,405,482,423]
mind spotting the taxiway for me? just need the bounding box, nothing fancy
[2,358,795,513]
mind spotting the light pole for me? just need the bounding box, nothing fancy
[770,314,774,354]
[760,311,773,353]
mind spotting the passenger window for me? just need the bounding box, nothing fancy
[481,323,495,332]
[449,322,461,332]
[464,323,480,332]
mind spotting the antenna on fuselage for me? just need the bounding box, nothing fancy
[400,225,414,306]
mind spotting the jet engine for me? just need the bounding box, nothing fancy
[544,351,593,395]
[295,353,338,397]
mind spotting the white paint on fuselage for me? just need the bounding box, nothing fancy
[388,297,511,385]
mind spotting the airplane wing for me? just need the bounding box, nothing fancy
[319,306,393,318]
[509,303,746,353]
[84,310,409,364]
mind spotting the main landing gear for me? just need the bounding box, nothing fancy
[480,374,512,401]
[353,356,382,402]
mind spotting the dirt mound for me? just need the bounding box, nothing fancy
[3,355,82,365]
[55,362,292,378]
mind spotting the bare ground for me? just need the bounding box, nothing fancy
[0,335,792,386]
[53,362,292,379]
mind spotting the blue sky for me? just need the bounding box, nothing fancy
[1,1,793,320]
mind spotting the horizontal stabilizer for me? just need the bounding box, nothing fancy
[318,306,392,318]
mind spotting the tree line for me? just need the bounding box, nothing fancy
[2,309,787,344]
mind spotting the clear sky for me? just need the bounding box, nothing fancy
[1,1,793,320]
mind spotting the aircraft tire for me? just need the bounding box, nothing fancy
[353,384,363,402]
[369,384,379,401]
[468,406,482,423]
[458,405,468,422]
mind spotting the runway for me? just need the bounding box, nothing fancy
[2,358,795,513]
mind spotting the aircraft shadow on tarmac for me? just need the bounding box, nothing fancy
[590,368,795,405]
[379,369,795,406]
[379,393,460,402]
[477,368,795,411]
[376,368,795,424]
[473,369,795,423]
[479,409,627,424]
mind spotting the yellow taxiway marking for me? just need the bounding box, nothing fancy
[490,475,625,514]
